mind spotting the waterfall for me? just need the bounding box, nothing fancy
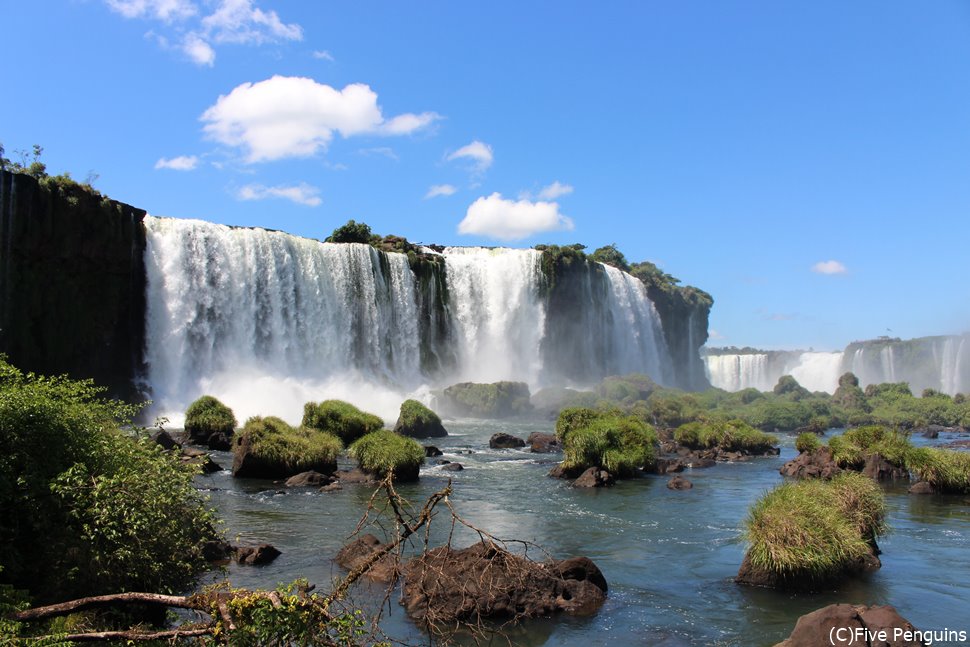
[788,352,843,393]
[941,337,967,395]
[143,218,676,424]
[704,353,773,392]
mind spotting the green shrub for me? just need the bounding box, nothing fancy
[349,430,425,481]
[325,219,376,244]
[795,432,822,454]
[234,416,342,477]
[302,400,384,444]
[673,419,777,453]
[827,425,912,469]
[185,394,237,442]
[559,410,657,477]
[906,447,970,494]
[0,356,218,602]
[394,399,446,438]
[743,472,886,582]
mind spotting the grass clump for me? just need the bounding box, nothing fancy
[302,399,384,444]
[673,419,778,453]
[743,472,886,584]
[827,425,912,469]
[795,432,822,454]
[349,430,425,481]
[184,394,237,442]
[233,416,342,478]
[558,409,657,478]
[906,447,970,493]
[394,399,447,438]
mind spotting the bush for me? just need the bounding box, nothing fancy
[743,472,886,583]
[326,219,376,244]
[185,394,237,442]
[394,399,447,438]
[0,356,219,602]
[302,400,384,444]
[349,430,425,481]
[673,419,777,453]
[795,432,822,454]
[437,381,532,418]
[558,410,657,477]
[233,416,343,478]
[827,425,912,469]
[906,447,970,493]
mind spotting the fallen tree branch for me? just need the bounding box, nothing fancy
[11,591,204,621]
[40,628,213,642]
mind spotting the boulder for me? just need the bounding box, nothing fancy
[921,427,940,439]
[736,547,880,592]
[435,381,532,418]
[234,543,281,566]
[394,399,448,439]
[573,467,615,488]
[400,542,607,624]
[180,447,222,474]
[772,603,924,647]
[335,467,379,485]
[151,429,180,450]
[667,475,693,490]
[425,446,444,457]
[440,462,464,471]
[335,534,399,583]
[489,433,526,449]
[862,453,909,481]
[284,471,336,487]
[908,481,936,495]
[201,539,233,562]
[779,446,843,480]
[207,432,232,451]
[321,481,343,492]
[527,432,561,453]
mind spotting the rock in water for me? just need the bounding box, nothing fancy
[667,475,693,490]
[573,467,615,488]
[489,432,526,449]
[234,544,281,566]
[773,603,925,647]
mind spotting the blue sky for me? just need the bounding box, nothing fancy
[3,1,969,351]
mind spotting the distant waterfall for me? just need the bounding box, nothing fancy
[143,217,675,423]
[704,353,773,392]
[788,352,843,393]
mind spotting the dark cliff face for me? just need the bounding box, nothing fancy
[0,170,147,400]
[639,282,712,391]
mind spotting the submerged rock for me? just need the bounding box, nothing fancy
[335,534,398,583]
[573,467,615,488]
[234,543,281,566]
[283,471,336,487]
[908,481,936,495]
[667,475,693,490]
[773,603,924,647]
[527,432,561,453]
[489,432,526,449]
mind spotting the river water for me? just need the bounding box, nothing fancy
[197,422,970,646]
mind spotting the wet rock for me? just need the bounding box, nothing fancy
[667,475,693,490]
[489,433,526,449]
[736,545,880,592]
[151,429,180,450]
[573,467,615,488]
[284,471,336,487]
[180,447,222,474]
[234,543,281,566]
[335,534,398,583]
[400,542,607,624]
[779,447,843,480]
[394,400,448,439]
[527,432,561,453]
[321,481,343,492]
[773,603,924,647]
[335,467,379,485]
[908,481,936,495]
[202,539,233,562]
[424,446,443,457]
[862,453,909,481]
[440,462,464,471]
[921,427,940,439]
[207,432,232,451]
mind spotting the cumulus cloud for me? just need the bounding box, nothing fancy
[103,0,302,66]
[155,155,199,170]
[458,193,574,241]
[425,184,457,199]
[201,76,440,162]
[537,181,573,200]
[236,182,322,206]
[447,140,493,172]
[811,260,847,275]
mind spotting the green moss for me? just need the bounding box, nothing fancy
[906,447,970,494]
[437,381,532,418]
[558,409,657,477]
[349,430,425,481]
[302,399,384,444]
[673,419,777,453]
[795,432,822,454]
[234,416,342,475]
[184,395,237,442]
[394,399,446,438]
[743,472,886,581]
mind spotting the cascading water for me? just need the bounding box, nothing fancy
[703,353,773,392]
[788,352,843,393]
[143,217,676,424]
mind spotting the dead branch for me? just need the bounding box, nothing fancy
[11,591,204,622]
[41,628,213,642]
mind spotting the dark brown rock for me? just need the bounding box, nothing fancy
[284,471,335,487]
[862,453,909,481]
[527,432,561,453]
[737,544,881,592]
[489,432,526,449]
[151,429,180,450]
[667,475,693,490]
[207,432,232,451]
[400,542,607,624]
[773,603,925,647]
[335,534,398,583]
[440,462,464,471]
[908,481,936,495]
[321,481,342,492]
[424,446,443,457]
[573,467,615,488]
[202,539,233,562]
[234,543,281,566]
[180,447,222,474]
[231,433,336,479]
[779,446,843,480]
[335,467,378,485]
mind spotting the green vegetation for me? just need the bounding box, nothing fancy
[303,399,385,444]
[0,356,219,603]
[394,399,447,438]
[743,472,886,583]
[673,419,777,453]
[589,244,630,272]
[326,219,378,244]
[1,141,101,196]
[234,416,343,476]
[349,430,425,481]
[903,447,970,494]
[827,425,912,469]
[795,432,822,454]
[437,381,532,418]
[184,394,237,442]
[557,408,658,477]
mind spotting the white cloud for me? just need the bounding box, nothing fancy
[707,329,725,341]
[811,260,848,275]
[425,184,457,199]
[201,0,302,45]
[155,155,199,170]
[447,140,493,172]
[236,182,322,206]
[201,76,440,162]
[458,193,574,241]
[537,181,573,200]
[312,50,334,61]
[182,32,215,65]
[357,147,399,160]
[105,0,197,21]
